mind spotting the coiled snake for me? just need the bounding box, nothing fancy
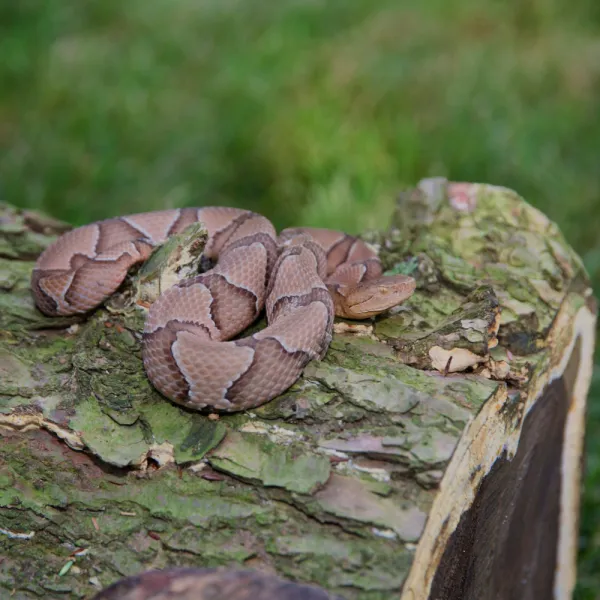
[31,207,415,412]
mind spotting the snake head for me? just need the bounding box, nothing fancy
[339,274,416,319]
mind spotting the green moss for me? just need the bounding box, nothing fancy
[210,432,331,494]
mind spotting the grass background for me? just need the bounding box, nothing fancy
[2,1,599,596]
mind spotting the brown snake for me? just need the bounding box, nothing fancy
[31,207,415,412]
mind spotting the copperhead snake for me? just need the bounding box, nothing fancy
[31,208,416,412]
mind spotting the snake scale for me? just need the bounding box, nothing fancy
[31,207,416,412]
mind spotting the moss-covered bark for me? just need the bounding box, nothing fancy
[0,180,594,599]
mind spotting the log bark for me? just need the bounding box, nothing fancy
[0,179,595,600]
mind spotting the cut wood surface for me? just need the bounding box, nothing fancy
[0,179,595,600]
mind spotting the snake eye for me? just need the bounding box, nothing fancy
[378,286,389,294]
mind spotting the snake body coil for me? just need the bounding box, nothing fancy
[31,207,415,411]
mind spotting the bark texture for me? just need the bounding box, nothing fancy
[0,179,595,600]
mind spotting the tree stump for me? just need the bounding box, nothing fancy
[0,179,595,600]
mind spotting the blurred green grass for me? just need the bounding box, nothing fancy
[1,0,599,596]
